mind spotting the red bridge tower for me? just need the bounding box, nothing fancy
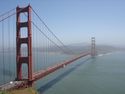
[16,5,33,86]
[91,37,96,57]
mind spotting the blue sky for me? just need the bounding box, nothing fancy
[0,0,125,47]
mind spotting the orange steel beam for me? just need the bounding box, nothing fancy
[32,52,90,81]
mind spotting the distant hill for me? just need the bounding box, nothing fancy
[0,43,124,55]
[33,43,122,55]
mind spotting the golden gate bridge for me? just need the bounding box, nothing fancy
[0,5,96,90]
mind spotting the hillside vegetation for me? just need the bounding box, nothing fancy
[0,87,38,94]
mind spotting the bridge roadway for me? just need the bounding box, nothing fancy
[0,52,90,90]
[32,52,90,81]
[0,81,28,90]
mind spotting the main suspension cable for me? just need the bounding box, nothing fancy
[31,21,68,54]
[31,7,74,54]
[0,8,15,18]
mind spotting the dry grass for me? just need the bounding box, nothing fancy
[0,87,38,94]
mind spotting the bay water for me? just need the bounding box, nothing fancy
[0,51,125,94]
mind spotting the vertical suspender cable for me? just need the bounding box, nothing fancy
[0,18,2,85]
[2,17,5,84]
[34,16,37,72]
[36,23,38,71]
[8,12,11,81]
[13,15,16,78]
[32,12,36,72]
[46,28,49,68]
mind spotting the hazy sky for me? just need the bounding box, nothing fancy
[0,0,125,47]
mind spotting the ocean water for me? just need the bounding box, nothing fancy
[0,51,125,94]
[35,51,125,94]
[0,51,71,85]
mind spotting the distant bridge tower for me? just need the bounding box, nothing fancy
[16,5,33,86]
[91,37,96,57]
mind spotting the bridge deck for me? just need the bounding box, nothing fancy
[33,52,90,81]
[0,81,28,90]
[0,53,90,90]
